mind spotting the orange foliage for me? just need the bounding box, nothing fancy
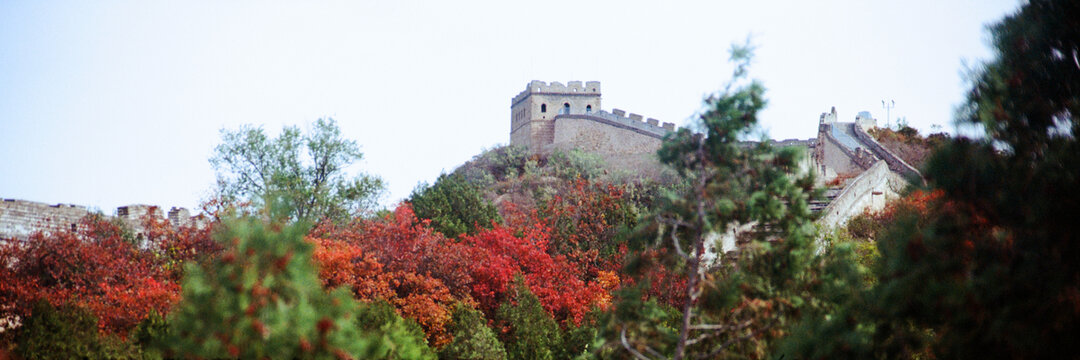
[309,203,619,339]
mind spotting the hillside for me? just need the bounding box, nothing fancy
[866,125,949,170]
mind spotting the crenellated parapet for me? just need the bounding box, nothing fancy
[556,109,677,139]
[511,80,602,106]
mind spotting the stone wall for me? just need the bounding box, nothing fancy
[0,198,201,242]
[817,161,907,229]
[819,127,872,179]
[0,199,91,241]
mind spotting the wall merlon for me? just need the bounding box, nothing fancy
[612,109,626,117]
[629,113,643,122]
[647,119,659,126]
[662,122,675,131]
[512,80,602,106]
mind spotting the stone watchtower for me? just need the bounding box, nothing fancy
[510,81,602,153]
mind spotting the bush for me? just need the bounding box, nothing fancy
[547,149,606,181]
[13,301,138,359]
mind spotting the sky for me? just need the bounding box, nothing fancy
[0,0,1021,214]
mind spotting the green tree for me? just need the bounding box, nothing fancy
[608,41,855,359]
[410,173,501,238]
[210,118,384,222]
[13,301,139,359]
[497,280,564,360]
[439,304,508,360]
[781,1,1080,358]
[163,214,426,358]
[355,301,437,360]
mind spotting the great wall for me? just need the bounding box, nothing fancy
[0,199,203,243]
[0,80,922,242]
[509,81,923,231]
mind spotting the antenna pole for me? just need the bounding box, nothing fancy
[881,99,895,129]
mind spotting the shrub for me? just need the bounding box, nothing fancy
[13,301,138,359]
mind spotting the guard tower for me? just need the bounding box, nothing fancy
[510,81,602,153]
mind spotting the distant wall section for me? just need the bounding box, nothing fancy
[0,198,202,242]
[0,199,89,240]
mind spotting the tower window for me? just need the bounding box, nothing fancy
[586,105,592,113]
[561,103,570,114]
[541,104,547,112]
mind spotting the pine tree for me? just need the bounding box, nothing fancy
[439,303,508,360]
[163,215,427,358]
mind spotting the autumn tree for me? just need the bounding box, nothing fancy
[541,179,638,276]
[0,215,180,337]
[781,1,1080,358]
[309,206,467,346]
[210,118,384,222]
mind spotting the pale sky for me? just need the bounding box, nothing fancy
[0,0,1021,213]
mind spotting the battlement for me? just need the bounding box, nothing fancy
[511,80,602,105]
[559,109,676,138]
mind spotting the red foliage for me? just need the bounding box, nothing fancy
[875,189,945,223]
[461,209,615,325]
[140,212,220,280]
[309,204,618,336]
[0,215,181,336]
[309,207,463,346]
[542,179,632,277]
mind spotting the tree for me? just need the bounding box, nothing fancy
[497,280,565,360]
[12,301,139,359]
[410,173,501,238]
[210,118,384,222]
[309,206,466,346]
[439,303,508,360]
[354,301,438,360]
[781,1,1080,357]
[609,41,831,359]
[0,214,180,337]
[163,214,422,358]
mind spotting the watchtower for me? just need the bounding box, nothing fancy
[510,81,602,153]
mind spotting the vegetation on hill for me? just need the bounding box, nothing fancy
[867,125,949,169]
[2,1,1077,358]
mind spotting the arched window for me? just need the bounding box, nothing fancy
[541,104,547,113]
[561,103,570,114]
[586,105,592,113]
